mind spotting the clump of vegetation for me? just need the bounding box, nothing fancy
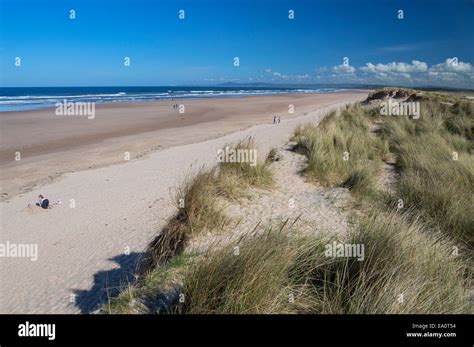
[266,147,281,163]
[364,87,466,105]
[176,225,312,314]
[140,168,227,270]
[295,95,473,246]
[106,211,470,314]
[296,211,470,314]
[170,211,469,314]
[340,167,378,195]
[177,168,228,234]
[292,105,386,197]
[141,139,274,270]
[445,101,474,141]
[104,254,190,314]
[381,99,474,246]
[216,137,274,199]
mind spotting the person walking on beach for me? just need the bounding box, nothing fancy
[278,116,281,124]
[273,115,277,124]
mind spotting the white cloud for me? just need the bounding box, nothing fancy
[246,58,473,88]
[333,64,356,74]
[427,58,474,84]
[361,60,428,74]
[430,58,473,73]
[271,71,310,81]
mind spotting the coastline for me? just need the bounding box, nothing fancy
[0,91,369,200]
[0,91,368,313]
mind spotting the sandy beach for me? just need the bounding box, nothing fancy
[0,91,367,313]
[0,91,368,200]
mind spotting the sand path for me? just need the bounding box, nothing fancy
[189,143,353,255]
[0,93,366,313]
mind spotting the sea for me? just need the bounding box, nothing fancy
[0,86,356,112]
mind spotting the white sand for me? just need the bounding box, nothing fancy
[0,93,366,313]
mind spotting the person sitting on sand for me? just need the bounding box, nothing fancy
[36,194,49,209]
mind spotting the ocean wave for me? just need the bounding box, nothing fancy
[0,88,341,112]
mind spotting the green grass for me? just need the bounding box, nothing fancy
[381,99,474,247]
[106,211,471,314]
[141,139,274,271]
[178,168,229,235]
[176,224,312,314]
[295,95,473,247]
[171,211,470,314]
[298,211,470,314]
[103,254,191,314]
[216,137,274,199]
[292,105,387,197]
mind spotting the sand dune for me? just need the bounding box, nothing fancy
[0,92,367,313]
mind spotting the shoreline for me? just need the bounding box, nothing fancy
[0,88,368,113]
[0,91,369,200]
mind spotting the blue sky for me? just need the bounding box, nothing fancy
[1,0,473,87]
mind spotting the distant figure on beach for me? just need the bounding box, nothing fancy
[36,194,49,209]
[273,115,277,124]
[278,116,281,123]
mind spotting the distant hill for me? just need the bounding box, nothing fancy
[214,82,474,92]
[214,82,384,89]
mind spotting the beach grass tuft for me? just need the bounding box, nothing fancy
[216,137,274,199]
[380,99,474,247]
[292,105,386,197]
[172,210,470,314]
[142,139,273,271]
